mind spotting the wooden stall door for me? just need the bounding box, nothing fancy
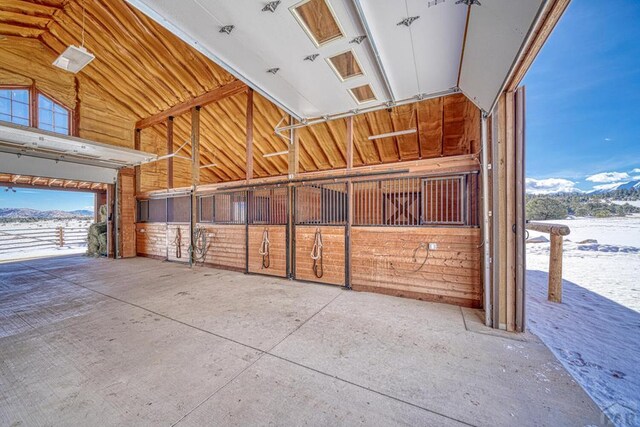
[293,183,347,286]
[248,225,287,277]
[247,187,288,277]
[294,226,345,285]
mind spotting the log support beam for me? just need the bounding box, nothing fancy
[346,116,354,170]
[190,106,201,266]
[246,88,254,180]
[134,128,141,195]
[167,116,174,189]
[135,80,247,130]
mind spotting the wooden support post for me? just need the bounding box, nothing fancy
[74,77,81,137]
[246,88,254,180]
[190,106,201,266]
[167,116,174,189]
[288,116,299,177]
[134,128,141,195]
[57,226,64,247]
[346,116,354,170]
[548,234,563,303]
[505,91,516,331]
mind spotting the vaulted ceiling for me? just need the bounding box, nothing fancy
[0,0,482,189]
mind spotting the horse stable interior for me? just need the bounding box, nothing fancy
[0,1,606,425]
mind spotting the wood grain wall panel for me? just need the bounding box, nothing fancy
[140,125,168,192]
[417,97,443,158]
[248,225,287,277]
[200,224,246,271]
[118,169,137,258]
[167,223,190,263]
[135,222,167,258]
[443,94,480,156]
[294,226,345,285]
[351,227,482,307]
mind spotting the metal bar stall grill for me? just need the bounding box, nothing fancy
[197,191,247,225]
[194,190,248,271]
[351,173,479,227]
[293,182,348,286]
[247,186,288,277]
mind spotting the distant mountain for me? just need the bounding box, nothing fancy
[587,180,640,194]
[0,208,93,219]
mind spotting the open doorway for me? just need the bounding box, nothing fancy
[0,180,109,262]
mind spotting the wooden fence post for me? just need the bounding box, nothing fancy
[548,234,563,303]
[58,226,64,247]
[525,221,570,303]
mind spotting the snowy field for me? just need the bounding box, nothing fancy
[527,215,640,426]
[0,219,91,262]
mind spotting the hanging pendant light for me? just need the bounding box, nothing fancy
[53,0,95,73]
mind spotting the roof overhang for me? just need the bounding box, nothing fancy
[126,0,556,120]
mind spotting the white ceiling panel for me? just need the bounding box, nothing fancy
[127,0,391,119]
[355,0,467,101]
[127,0,552,121]
[459,0,546,112]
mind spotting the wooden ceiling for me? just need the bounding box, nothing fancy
[0,173,107,191]
[0,0,480,189]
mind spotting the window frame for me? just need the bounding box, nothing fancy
[0,86,31,127]
[0,84,75,136]
[36,91,73,135]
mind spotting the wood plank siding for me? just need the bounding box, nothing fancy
[351,227,482,308]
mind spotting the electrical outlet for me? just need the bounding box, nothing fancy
[428,243,437,250]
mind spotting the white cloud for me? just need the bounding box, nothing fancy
[525,178,579,194]
[632,168,640,173]
[604,138,612,142]
[82,206,95,211]
[585,172,631,183]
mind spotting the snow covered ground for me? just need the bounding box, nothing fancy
[527,215,640,426]
[0,219,91,262]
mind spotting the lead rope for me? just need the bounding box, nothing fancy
[310,228,323,278]
[390,242,430,274]
[174,227,182,259]
[259,228,270,269]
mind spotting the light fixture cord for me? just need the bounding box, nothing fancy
[81,0,86,47]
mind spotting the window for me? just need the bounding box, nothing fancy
[38,93,70,135]
[291,0,344,47]
[1,86,73,134]
[349,84,376,104]
[0,89,30,126]
[327,51,363,81]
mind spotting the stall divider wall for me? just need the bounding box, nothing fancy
[135,155,482,307]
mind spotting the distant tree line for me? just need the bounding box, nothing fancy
[526,188,640,220]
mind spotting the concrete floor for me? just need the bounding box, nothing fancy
[0,256,605,426]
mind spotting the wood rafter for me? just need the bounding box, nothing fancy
[136,80,247,130]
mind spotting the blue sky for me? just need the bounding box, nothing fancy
[0,187,95,212]
[524,0,640,193]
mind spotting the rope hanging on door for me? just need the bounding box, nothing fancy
[174,227,182,259]
[310,228,324,278]
[259,228,270,269]
[390,242,430,274]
